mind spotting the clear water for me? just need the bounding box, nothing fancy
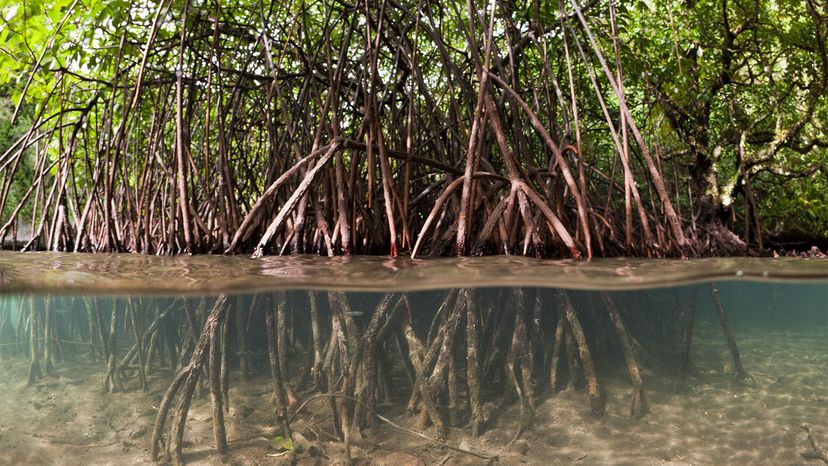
[0,253,826,465]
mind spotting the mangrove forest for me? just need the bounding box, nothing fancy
[0,0,826,258]
[0,1,827,464]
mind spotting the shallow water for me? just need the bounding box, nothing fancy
[0,254,825,465]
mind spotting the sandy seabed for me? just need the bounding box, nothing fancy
[0,324,826,466]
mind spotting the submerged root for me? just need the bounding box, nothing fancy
[150,295,229,465]
[6,284,777,464]
[265,296,292,438]
[678,289,697,381]
[801,425,828,464]
[507,288,535,442]
[464,288,483,437]
[602,293,647,419]
[548,312,566,392]
[26,359,42,386]
[710,285,753,384]
[351,293,396,430]
[559,291,604,417]
[403,322,445,434]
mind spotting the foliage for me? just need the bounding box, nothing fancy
[269,435,293,451]
[0,88,34,225]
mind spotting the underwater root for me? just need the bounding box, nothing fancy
[710,285,752,383]
[602,292,647,418]
[157,288,646,462]
[1,286,761,464]
[801,425,828,464]
[150,294,230,466]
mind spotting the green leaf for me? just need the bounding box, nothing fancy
[269,435,294,451]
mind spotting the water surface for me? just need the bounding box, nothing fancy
[1,251,826,294]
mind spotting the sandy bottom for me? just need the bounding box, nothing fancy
[0,325,826,465]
